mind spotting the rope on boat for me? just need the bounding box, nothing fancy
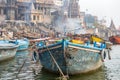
[64,48,69,79]
[16,43,38,77]
[16,58,27,77]
[44,41,68,80]
[30,42,40,63]
[32,50,39,63]
[29,43,36,50]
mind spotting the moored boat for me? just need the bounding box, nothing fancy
[9,39,29,51]
[90,35,104,43]
[36,39,111,75]
[109,36,120,44]
[0,40,18,62]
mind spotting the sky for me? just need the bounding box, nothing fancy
[79,0,120,28]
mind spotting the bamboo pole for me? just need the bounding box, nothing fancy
[45,44,68,80]
[17,58,27,75]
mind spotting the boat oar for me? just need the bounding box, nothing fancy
[45,46,68,80]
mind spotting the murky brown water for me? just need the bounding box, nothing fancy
[0,45,120,80]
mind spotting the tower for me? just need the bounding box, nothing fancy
[109,19,116,30]
[68,0,80,18]
[109,19,117,36]
[6,0,17,20]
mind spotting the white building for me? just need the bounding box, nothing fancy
[54,0,63,7]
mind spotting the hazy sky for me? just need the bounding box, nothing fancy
[79,0,120,28]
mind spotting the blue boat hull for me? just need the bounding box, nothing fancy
[17,44,29,51]
[38,40,103,75]
[64,46,102,74]
[15,39,29,51]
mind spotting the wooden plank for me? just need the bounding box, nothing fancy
[68,45,100,53]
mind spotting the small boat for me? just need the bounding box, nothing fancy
[90,35,104,43]
[36,39,111,75]
[71,39,84,44]
[109,36,120,44]
[9,39,29,51]
[0,40,18,62]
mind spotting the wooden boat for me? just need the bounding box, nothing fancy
[9,39,29,51]
[36,39,111,75]
[16,39,29,51]
[109,36,120,44]
[29,37,51,43]
[0,40,18,62]
[71,39,84,44]
[90,35,104,43]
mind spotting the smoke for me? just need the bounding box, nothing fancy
[19,0,34,24]
[66,18,86,34]
[54,16,86,35]
[53,0,86,35]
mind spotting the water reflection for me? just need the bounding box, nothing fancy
[104,45,120,80]
[16,50,29,56]
[69,67,105,80]
[0,50,35,80]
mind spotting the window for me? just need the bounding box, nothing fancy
[33,15,36,20]
[37,16,39,20]
[38,7,40,10]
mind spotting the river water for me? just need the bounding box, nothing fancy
[0,45,120,80]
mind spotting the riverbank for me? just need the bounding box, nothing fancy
[0,22,57,40]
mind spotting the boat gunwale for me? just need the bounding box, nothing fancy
[38,40,103,51]
[68,45,100,53]
[67,42,103,51]
[0,45,19,49]
[38,41,63,49]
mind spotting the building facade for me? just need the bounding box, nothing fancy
[0,0,17,21]
[54,0,63,7]
[84,14,95,28]
[68,0,80,18]
[0,0,54,24]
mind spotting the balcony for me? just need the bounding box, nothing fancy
[0,4,6,7]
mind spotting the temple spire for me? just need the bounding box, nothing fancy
[109,19,116,30]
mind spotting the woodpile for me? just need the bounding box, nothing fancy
[0,23,56,39]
